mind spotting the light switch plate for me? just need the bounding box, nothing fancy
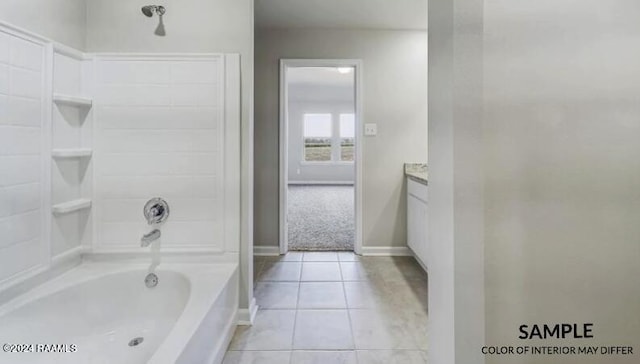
[364,123,377,136]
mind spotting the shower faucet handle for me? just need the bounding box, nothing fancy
[150,205,163,218]
[144,198,170,225]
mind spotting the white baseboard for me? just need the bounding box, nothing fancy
[254,245,280,256]
[288,181,354,186]
[360,246,413,256]
[255,245,411,257]
[237,297,258,325]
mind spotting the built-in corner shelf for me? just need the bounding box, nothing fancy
[52,198,92,215]
[52,148,93,159]
[53,93,93,108]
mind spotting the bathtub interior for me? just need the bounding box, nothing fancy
[0,269,190,364]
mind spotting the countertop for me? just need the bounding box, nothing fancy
[404,163,428,185]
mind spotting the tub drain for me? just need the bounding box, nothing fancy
[128,337,144,347]
[145,273,158,288]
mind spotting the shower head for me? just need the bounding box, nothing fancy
[141,6,154,17]
[141,5,167,37]
[141,5,165,17]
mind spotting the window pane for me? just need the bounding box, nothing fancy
[304,114,332,161]
[339,114,355,138]
[339,114,355,161]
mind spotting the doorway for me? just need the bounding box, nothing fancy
[279,59,363,254]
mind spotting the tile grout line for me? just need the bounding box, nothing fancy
[289,253,304,364]
[339,258,360,364]
[254,259,264,284]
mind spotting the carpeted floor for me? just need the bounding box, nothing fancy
[287,185,354,251]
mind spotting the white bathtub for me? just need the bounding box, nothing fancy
[0,262,238,364]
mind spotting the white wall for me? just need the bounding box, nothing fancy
[0,0,86,50]
[0,28,48,283]
[86,0,250,55]
[427,0,484,363]
[255,28,428,248]
[429,0,640,363]
[483,1,640,363]
[287,84,355,183]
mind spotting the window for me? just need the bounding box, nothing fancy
[302,113,355,163]
[339,114,355,161]
[303,114,332,161]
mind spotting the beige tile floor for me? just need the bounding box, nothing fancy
[224,251,428,364]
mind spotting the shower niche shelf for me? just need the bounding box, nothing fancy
[52,198,92,215]
[53,93,93,108]
[49,48,94,256]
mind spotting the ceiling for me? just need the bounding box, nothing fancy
[255,0,428,30]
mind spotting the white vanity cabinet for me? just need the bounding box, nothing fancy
[407,178,428,271]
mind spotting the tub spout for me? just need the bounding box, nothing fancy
[141,229,161,247]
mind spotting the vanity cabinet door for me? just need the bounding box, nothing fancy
[408,194,421,253]
[407,181,428,270]
[419,197,428,268]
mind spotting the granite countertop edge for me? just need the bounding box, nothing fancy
[404,163,428,185]
[406,172,428,185]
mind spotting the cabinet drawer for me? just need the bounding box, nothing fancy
[407,178,428,203]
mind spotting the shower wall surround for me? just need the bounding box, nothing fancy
[0,27,48,284]
[0,22,241,290]
[93,55,240,252]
